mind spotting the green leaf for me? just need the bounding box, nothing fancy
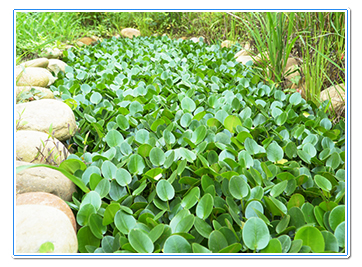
[80,191,101,211]
[194,217,213,238]
[196,193,214,219]
[192,243,212,253]
[224,115,242,134]
[329,205,345,231]
[326,152,341,169]
[321,231,339,252]
[115,168,132,186]
[156,179,175,202]
[245,200,264,219]
[77,226,100,253]
[334,221,345,248]
[149,147,166,166]
[208,230,229,253]
[135,129,149,144]
[229,176,249,200]
[294,226,325,253]
[88,213,107,239]
[114,210,136,235]
[244,138,262,155]
[181,187,200,210]
[266,141,284,163]
[90,92,102,104]
[38,242,55,253]
[242,217,270,250]
[129,228,154,253]
[270,180,288,197]
[116,114,129,130]
[163,235,192,253]
[127,154,145,174]
[105,129,124,147]
[148,224,165,243]
[103,202,120,226]
[260,238,282,253]
[191,125,207,145]
[289,92,302,105]
[181,96,196,112]
[314,175,332,191]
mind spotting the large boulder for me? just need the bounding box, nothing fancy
[17,192,76,232]
[18,58,49,68]
[16,161,76,202]
[120,28,141,39]
[16,86,54,101]
[47,59,67,75]
[16,67,50,87]
[320,83,345,111]
[76,37,97,46]
[16,131,69,166]
[16,205,78,253]
[15,99,77,141]
[235,55,254,65]
[39,47,62,59]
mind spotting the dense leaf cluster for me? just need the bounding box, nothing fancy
[49,36,345,253]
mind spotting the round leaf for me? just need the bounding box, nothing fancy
[314,175,332,191]
[115,168,132,186]
[196,193,214,219]
[181,187,200,210]
[127,154,145,174]
[105,129,124,147]
[163,235,192,253]
[242,217,270,250]
[329,205,345,231]
[114,210,136,235]
[77,226,100,253]
[294,226,325,253]
[129,228,154,253]
[156,180,175,202]
[116,114,129,130]
[224,115,242,134]
[208,230,228,253]
[266,141,284,163]
[90,92,102,104]
[181,96,196,112]
[245,200,264,219]
[229,176,249,200]
[149,147,166,166]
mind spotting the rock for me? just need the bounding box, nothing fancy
[17,192,76,232]
[16,86,55,101]
[221,40,236,48]
[15,99,77,141]
[40,47,62,59]
[16,131,69,165]
[16,67,50,87]
[235,55,254,65]
[284,58,300,83]
[76,37,97,46]
[234,49,251,58]
[120,28,141,39]
[47,59,67,75]
[19,58,49,68]
[190,36,205,43]
[16,205,78,253]
[320,83,345,110]
[16,161,76,201]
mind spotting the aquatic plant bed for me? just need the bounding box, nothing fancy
[50,36,346,253]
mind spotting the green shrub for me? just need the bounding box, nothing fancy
[18,36,345,253]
